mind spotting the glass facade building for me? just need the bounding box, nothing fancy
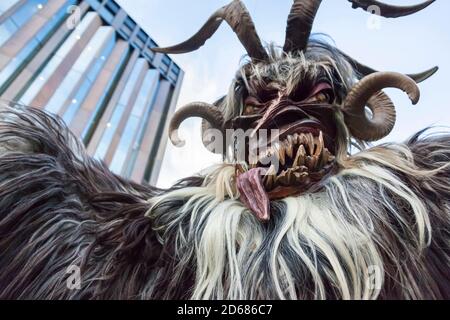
[0,0,184,184]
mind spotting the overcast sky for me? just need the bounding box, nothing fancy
[116,0,450,188]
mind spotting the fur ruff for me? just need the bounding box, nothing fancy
[0,106,448,299]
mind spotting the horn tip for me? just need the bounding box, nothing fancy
[408,90,421,105]
[169,131,186,148]
[409,66,439,83]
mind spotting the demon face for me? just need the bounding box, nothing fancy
[153,0,437,220]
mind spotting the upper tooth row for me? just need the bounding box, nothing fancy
[260,132,324,164]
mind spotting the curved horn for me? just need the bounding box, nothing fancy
[340,50,439,83]
[283,0,323,53]
[152,0,268,61]
[169,102,224,147]
[343,72,420,141]
[349,0,435,18]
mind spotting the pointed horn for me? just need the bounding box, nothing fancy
[169,102,224,147]
[284,0,323,53]
[348,0,436,18]
[343,72,420,141]
[152,0,268,61]
[340,50,439,83]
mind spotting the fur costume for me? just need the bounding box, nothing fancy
[0,0,448,299]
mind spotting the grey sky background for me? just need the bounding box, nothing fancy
[116,0,450,188]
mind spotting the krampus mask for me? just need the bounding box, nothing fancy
[153,0,437,221]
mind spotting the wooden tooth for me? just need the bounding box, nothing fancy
[300,166,309,173]
[265,173,275,189]
[287,135,294,146]
[294,172,308,183]
[279,144,286,165]
[315,131,324,157]
[285,138,293,158]
[293,145,305,167]
[267,164,276,176]
[300,133,307,145]
[276,170,287,185]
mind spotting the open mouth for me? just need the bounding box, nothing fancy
[256,130,335,192]
[234,88,339,220]
[236,119,337,221]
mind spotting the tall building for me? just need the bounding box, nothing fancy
[0,0,184,184]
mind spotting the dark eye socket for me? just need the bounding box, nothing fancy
[258,89,278,103]
[318,88,335,104]
[243,96,262,115]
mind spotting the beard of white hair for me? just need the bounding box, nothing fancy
[148,134,450,300]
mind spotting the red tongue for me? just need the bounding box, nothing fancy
[236,168,270,221]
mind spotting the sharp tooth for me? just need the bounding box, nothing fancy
[284,169,292,185]
[293,145,306,167]
[314,131,324,157]
[276,170,287,185]
[285,137,293,158]
[300,133,307,145]
[286,147,293,159]
[265,173,275,190]
[323,148,335,164]
[266,164,277,176]
[279,144,286,165]
[288,134,294,145]
[294,172,308,183]
[294,133,299,144]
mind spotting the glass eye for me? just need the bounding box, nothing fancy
[244,105,256,115]
[315,89,334,104]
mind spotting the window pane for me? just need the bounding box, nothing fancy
[45,27,114,114]
[0,0,21,13]
[81,44,129,141]
[109,69,158,174]
[19,12,99,105]
[0,1,75,94]
[93,58,146,161]
[10,0,48,28]
[63,32,116,125]
[124,73,160,177]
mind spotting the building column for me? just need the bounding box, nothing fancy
[69,39,128,136]
[86,49,139,154]
[25,12,101,108]
[130,78,172,183]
